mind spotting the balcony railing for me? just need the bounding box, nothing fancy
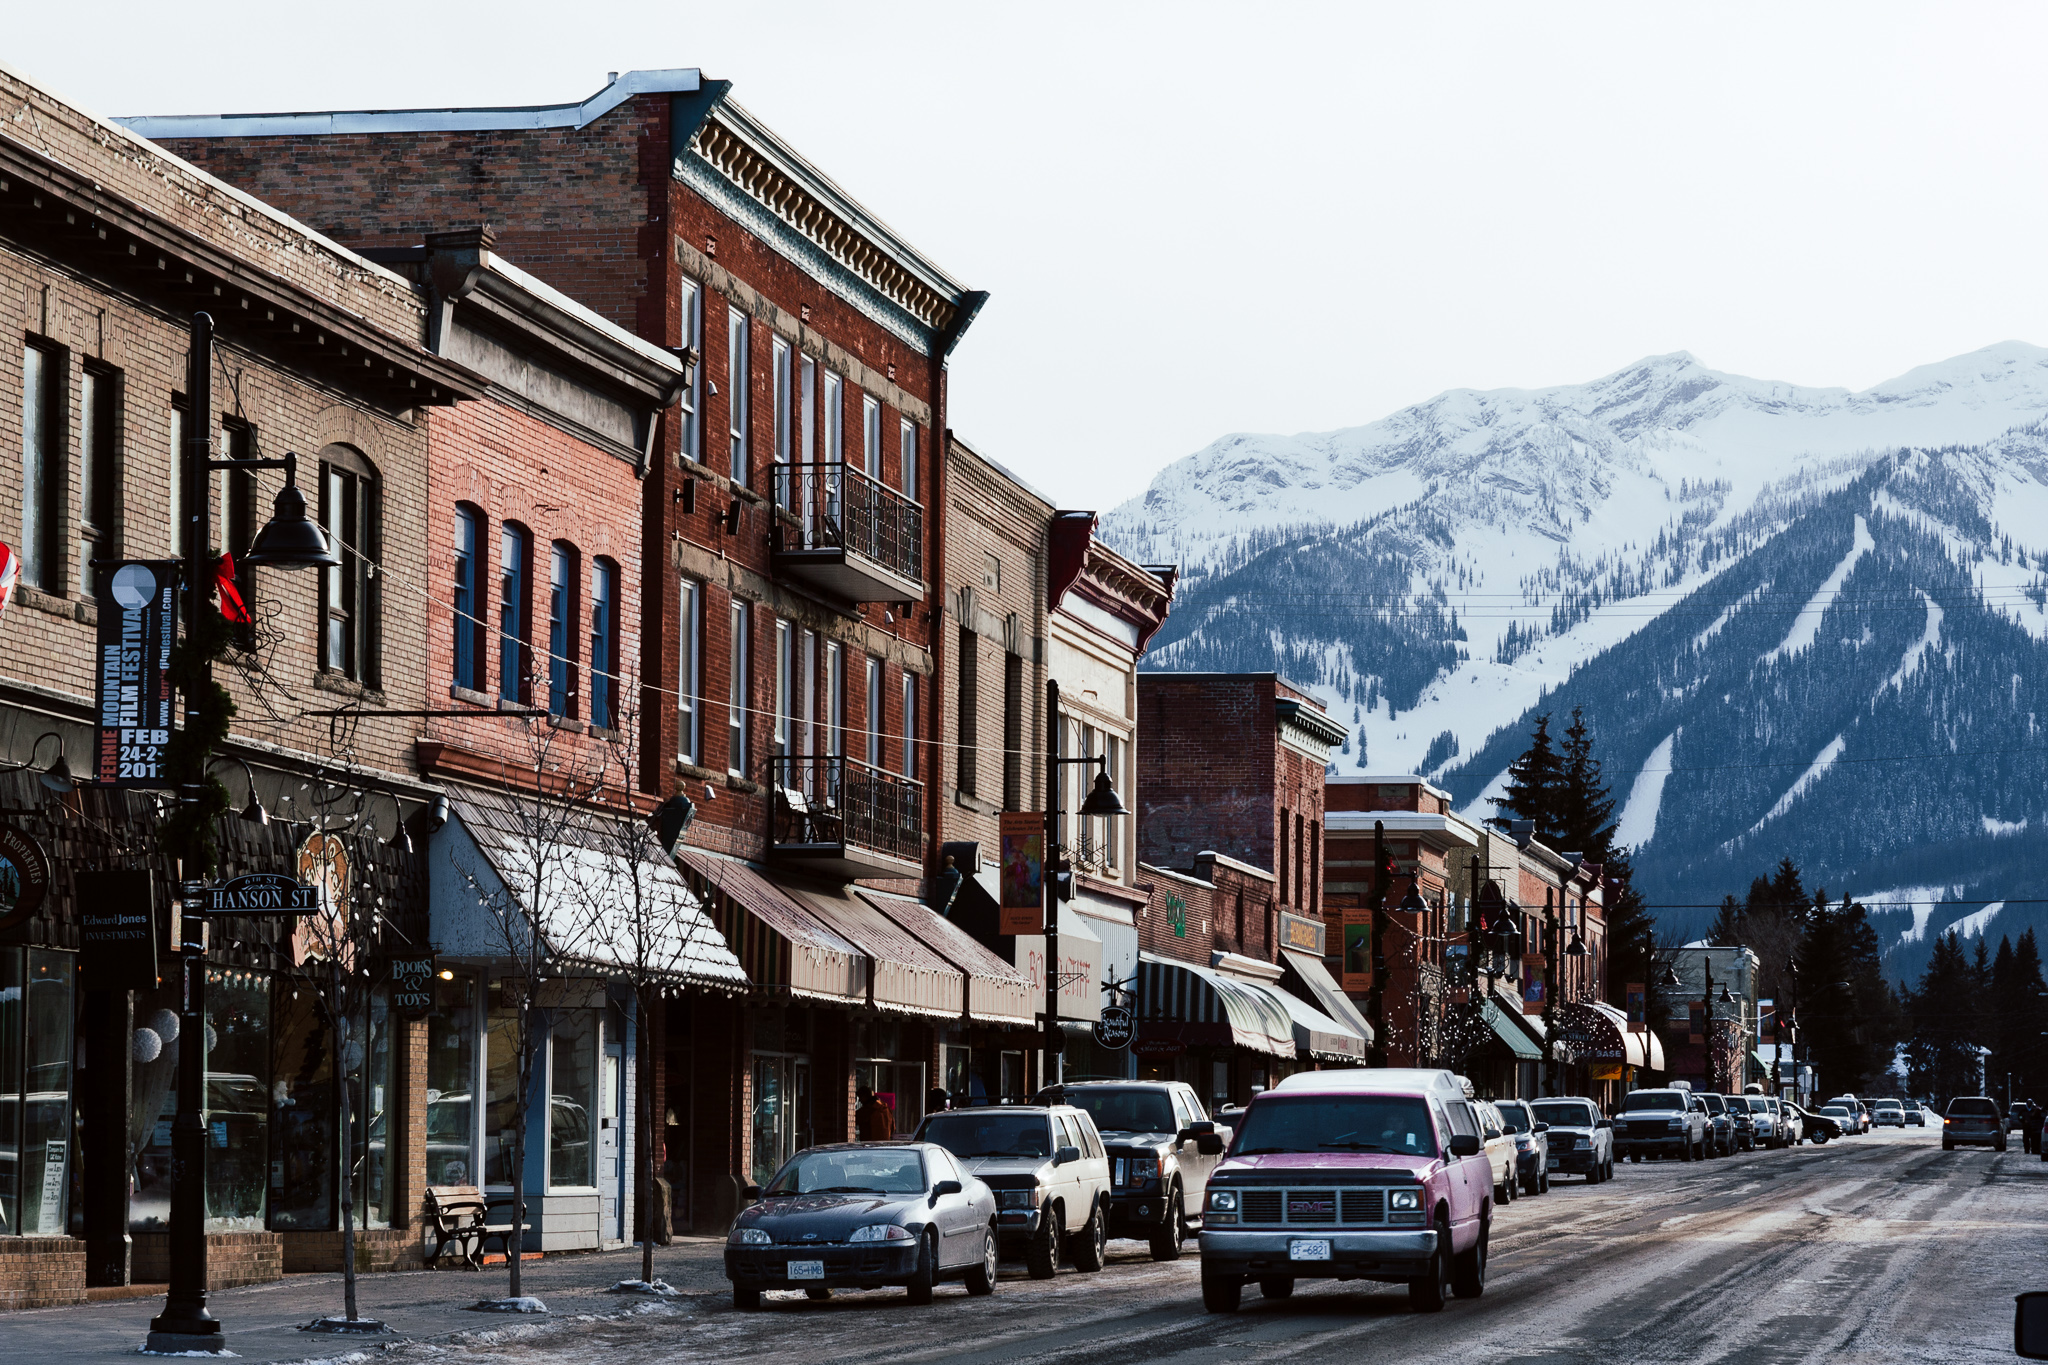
[770,461,925,602]
[769,753,925,879]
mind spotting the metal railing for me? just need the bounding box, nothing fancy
[768,753,925,866]
[770,461,924,585]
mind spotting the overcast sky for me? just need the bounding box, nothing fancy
[14,3,2048,508]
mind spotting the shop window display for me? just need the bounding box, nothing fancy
[356,988,393,1225]
[549,1009,596,1188]
[0,949,75,1236]
[205,969,272,1230]
[268,986,335,1229]
[426,974,478,1186]
[485,985,522,1187]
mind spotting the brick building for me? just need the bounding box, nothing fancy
[0,66,481,1305]
[126,70,1020,1232]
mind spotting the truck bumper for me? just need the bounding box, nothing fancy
[1105,1193,1169,1238]
[1198,1227,1439,1279]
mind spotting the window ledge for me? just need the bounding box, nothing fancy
[951,788,1001,816]
[674,760,722,781]
[18,585,88,623]
[725,773,764,796]
[313,670,384,704]
[587,724,618,741]
[448,684,493,707]
[547,714,587,734]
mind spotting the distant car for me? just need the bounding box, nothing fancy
[725,1142,997,1309]
[1720,1095,1755,1152]
[1942,1096,2007,1152]
[1735,1095,1777,1148]
[1826,1095,1871,1134]
[1790,1103,1840,1143]
[1494,1099,1551,1196]
[1904,1105,1925,1128]
[1817,1104,1857,1139]
[1615,1088,1710,1162]
[1477,1101,1521,1204]
[1531,1098,1614,1181]
[1768,1097,1802,1147]
[1035,1080,1228,1261]
[916,1104,1113,1278]
[1870,1099,1906,1128]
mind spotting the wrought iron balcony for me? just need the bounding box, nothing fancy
[770,461,926,603]
[768,753,925,881]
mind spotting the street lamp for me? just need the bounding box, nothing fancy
[1039,679,1126,1087]
[147,314,339,1356]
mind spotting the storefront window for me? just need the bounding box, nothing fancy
[206,969,272,1231]
[751,1054,809,1186]
[0,949,75,1235]
[426,973,477,1186]
[357,988,392,1225]
[269,986,335,1230]
[129,987,180,1231]
[549,1010,596,1188]
[485,987,521,1187]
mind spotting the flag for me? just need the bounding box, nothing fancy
[0,542,16,619]
[215,554,250,624]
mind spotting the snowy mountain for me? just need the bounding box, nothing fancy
[1102,344,2048,978]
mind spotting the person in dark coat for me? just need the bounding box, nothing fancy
[855,1087,895,1141]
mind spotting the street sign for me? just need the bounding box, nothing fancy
[200,872,322,916]
[1093,1004,1133,1050]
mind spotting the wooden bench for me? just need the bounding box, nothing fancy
[424,1185,530,1270]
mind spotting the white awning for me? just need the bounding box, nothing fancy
[430,790,747,992]
[1278,950,1376,1046]
[1137,951,1296,1058]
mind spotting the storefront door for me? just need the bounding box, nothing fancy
[600,1023,623,1243]
[751,1053,810,1186]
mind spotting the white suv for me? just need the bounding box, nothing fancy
[916,1105,1112,1279]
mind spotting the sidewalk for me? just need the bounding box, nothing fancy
[0,1239,734,1365]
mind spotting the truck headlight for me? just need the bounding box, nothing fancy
[1388,1189,1420,1211]
[1131,1157,1159,1183]
[1667,1117,1684,1130]
[729,1226,771,1245]
[1208,1189,1238,1212]
[849,1224,914,1243]
[996,1188,1038,1209]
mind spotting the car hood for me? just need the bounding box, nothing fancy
[737,1192,927,1240]
[1096,1130,1175,1151]
[1216,1151,1437,1180]
[955,1156,1054,1183]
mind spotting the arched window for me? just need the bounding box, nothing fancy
[318,444,380,684]
[453,504,487,692]
[548,541,580,718]
[499,522,531,702]
[589,557,620,730]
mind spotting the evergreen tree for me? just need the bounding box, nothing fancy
[1490,712,1565,840]
[1907,932,1983,1106]
[1707,894,1743,947]
[1602,849,1665,1024]
[1556,707,1618,857]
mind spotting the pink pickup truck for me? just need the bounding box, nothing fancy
[1198,1068,1495,1313]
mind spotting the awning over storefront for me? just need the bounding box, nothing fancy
[1483,998,1543,1060]
[675,850,866,1004]
[860,890,1036,1026]
[1278,950,1375,1046]
[784,882,964,1019]
[1137,952,1296,1058]
[431,791,748,993]
[1554,1000,1627,1067]
[1576,999,1665,1070]
[1266,985,1369,1062]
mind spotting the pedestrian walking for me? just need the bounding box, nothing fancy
[855,1086,896,1141]
[927,1086,951,1116]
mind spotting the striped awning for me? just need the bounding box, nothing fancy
[860,890,1035,1026]
[785,883,963,1019]
[675,851,865,1004]
[1136,951,1296,1058]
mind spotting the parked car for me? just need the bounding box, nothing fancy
[1476,1101,1520,1204]
[1870,1098,1907,1128]
[1826,1095,1871,1134]
[1734,1095,1777,1148]
[1789,1102,1840,1143]
[1200,1068,1496,1315]
[1530,1097,1613,1182]
[725,1142,997,1309]
[1817,1104,1857,1138]
[1036,1080,1228,1261]
[1699,1092,1735,1156]
[1942,1095,2007,1152]
[1720,1095,1755,1152]
[1493,1099,1551,1196]
[1904,1104,1925,1128]
[915,1104,1112,1278]
[1614,1088,1711,1162]
[1767,1096,1801,1147]
[2005,1102,2031,1135]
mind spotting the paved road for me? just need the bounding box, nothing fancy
[10,1126,2041,1364]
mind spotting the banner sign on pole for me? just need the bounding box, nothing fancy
[76,870,159,991]
[1759,998,1776,1044]
[1626,981,1647,1033]
[998,812,1045,936]
[92,561,177,786]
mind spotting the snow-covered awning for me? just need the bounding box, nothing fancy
[430,789,747,993]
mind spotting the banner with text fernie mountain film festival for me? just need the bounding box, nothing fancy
[94,561,177,786]
[998,812,1045,936]
[1626,982,1647,1032]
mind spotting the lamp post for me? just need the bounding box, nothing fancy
[1039,679,1125,1088]
[145,314,339,1355]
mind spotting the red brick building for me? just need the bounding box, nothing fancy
[128,70,1011,1233]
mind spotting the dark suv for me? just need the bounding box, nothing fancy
[1036,1081,1228,1260]
[1943,1096,2007,1152]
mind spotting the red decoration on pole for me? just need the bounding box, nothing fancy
[0,542,17,618]
[214,555,250,624]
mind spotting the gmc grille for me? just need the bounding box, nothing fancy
[1234,1187,1391,1226]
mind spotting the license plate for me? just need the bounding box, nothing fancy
[1288,1239,1331,1262]
[787,1260,825,1280]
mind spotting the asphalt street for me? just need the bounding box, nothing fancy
[7,1125,2038,1364]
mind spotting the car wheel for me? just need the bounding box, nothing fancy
[905,1230,938,1305]
[733,1286,761,1312]
[1072,1202,1108,1272]
[1201,1265,1242,1313]
[964,1226,997,1297]
[1149,1189,1185,1262]
[1495,1177,1512,1204]
[1408,1216,1453,1313]
[1941,1138,1953,1151]
[1452,1217,1487,1299]
[1025,1209,1061,1280]
[1540,1168,1551,1194]
[1259,1277,1295,1300]
[1520,1169,1538,1197]
[1997,1139,2008,1153]
[804,1287,832,1301]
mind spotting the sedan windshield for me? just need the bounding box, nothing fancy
[1532,1101,1596,1128]
[1065,1089,1175,1135]
[1621,1092,1684,1112]
[1819,1107,1850,1118]
[1232,1095,1436,1157]
[921,1112,1053,1159]
[1496,1105,1532,1133]
[767,1148,927,1196]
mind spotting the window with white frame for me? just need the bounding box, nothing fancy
[774,618,794,759]
[801,628,818,756]
[772,335,793,507]
[678,276,702,464]
[728,599,750,776]
[78,364,117,594]
[862,393,882,481]
[899,419,918,502]
[727,307,749,486]
[826,640,845,757]
[865,656,883,769]
[677,577,702,765]
[20,341,62,591]
[800,355,817,462]
[901,671,918,777]
[1104,735,1124,869]
[823,371,843,465]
